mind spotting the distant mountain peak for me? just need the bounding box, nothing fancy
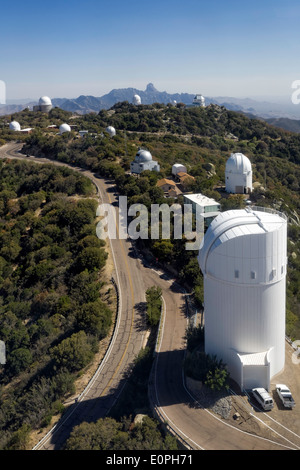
[146,83,157,92]
[3,83,296,121]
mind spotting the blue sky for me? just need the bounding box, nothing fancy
[1,0,299,100]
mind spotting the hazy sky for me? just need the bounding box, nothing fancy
[1,0,299,100]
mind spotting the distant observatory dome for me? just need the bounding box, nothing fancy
[106,126,116,137]
[135,149,152,163]
[193,94,205,107]
[39,96,52,106]
[225,152,252,194]
[130,147,160,174]
[9,121,21,131]
[38,96,52,113]
[59,123,71,134]
[133,94,141,105]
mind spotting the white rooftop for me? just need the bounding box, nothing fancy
[237,351,269,366]
[201,211,221,219]
[199,207,287,272]
[39,96,52,106]
[184,193,220,207]
[173,163,186,168]
[226,152,252,174]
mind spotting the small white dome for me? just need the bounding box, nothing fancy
[59,123,71,134]
[135,149,152,163]
[106,126,116,137]
[39,96,52,106]
[133,94,141,105]
[226,153,252,174]
[9,121,21,131]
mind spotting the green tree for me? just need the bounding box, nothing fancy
[152,240,174,262]
[205,367,229,391]
[7,348,33,375]
[75,246,107,272]
[65,416,178,450]
[146,286,162,326]
[69,270,101,304]
[50,331,94,372]
[65,418,125,450]
[76,300,112,338]
[5,424,31,450]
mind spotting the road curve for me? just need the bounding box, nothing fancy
[0,142,293,451]
[0,143,148,450]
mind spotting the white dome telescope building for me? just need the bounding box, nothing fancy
[33,96,52,113]
[198,207,287,391]
[225,152,252,194]
[106,126,116,137]
[9,121,21,131]
[59,123,71,134]
[192,94,205,107]
[130,149,160,174]
[133,94,142,105]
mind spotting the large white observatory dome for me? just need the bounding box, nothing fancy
[106,126,116,137]
[198,207,287,391]
[9,121,21,131]
[226,152,252,174]
[135,149,152,163]
[225,152,252,194]
[193,94,205,107]
[38,96,52,112]
[39,96,52,106]
[133,94,142,105]
[59,123,71,134]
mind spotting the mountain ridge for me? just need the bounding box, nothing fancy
[2,83,300,132]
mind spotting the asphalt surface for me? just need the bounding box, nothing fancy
[0,142,298,451]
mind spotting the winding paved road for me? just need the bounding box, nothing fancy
[0,143,148,449]
[0,142,296,451]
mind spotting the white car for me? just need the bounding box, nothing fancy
[276,384,295,409]
[252,388,274,411]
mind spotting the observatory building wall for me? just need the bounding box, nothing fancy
[199,208,287,390]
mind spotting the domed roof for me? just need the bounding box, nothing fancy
[133,94,141,105]
[106,126,116,137]
[9,121,21,131]
[225,153,252,174]
[59,123,71,134]
[199,208,286,274]
[135,149,152,163]
[39,96,52,106]
[193,94,205,102]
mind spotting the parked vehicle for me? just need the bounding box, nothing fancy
[252,388,274,410]
[276,384,295,409]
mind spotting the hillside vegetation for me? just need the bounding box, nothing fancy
[2,105,299,325]
[11,103,298,334]
[0,159,113,449]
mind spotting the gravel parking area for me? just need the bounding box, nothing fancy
[186,340,300,447]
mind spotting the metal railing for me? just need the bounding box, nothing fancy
[248,205,288,221]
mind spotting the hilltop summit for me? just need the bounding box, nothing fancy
[146,82,158,92]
